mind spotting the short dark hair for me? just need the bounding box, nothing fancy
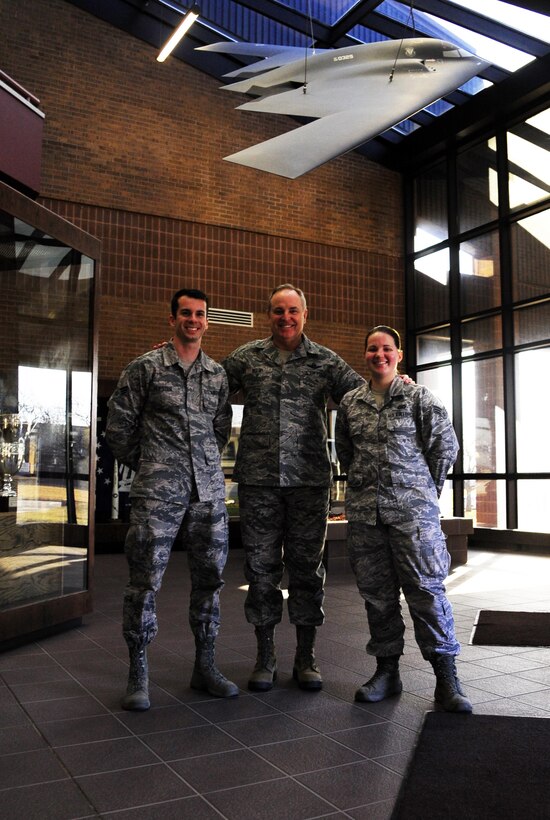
[171,288,209,317]
[268,284,307,312]
[364,325,401,350]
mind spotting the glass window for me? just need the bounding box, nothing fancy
[464,479,506,528]
[515,348,550,473]
[514,301,550,346]
[376,1,539,71]
[517,480,550,533]
[458,140,499,233]
[417,365,453,419]
[439,479,454,519]
[459,231,501,315]
[416,327,451,366]
[461,315,502,357]
[0,213,94,612]
[511,210,550,301]
[508,109,550,212]
[273,0,360,26]
[462,358,505,474]
[413,247,450,327]
[451,0,550,45]
[413,160,448,251]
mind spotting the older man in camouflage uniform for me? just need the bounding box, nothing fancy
[107,288,238,711]
[222,284,364,692]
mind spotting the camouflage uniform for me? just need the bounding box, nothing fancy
[335,377,460,660]
[223,335,363,627]
[106,342,231,650]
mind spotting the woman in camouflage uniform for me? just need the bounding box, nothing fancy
[335,326,472,713]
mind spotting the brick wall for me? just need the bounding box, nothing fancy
[2,0,405,388]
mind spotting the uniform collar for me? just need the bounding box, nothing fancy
[258,333,313,361]
[363,375,403,405]
[161,343,215,372]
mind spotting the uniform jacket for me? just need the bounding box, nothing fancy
[106,343,231,503]
[335,377,459,523]
[222,335,363,487]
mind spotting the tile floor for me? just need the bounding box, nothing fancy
[1,548,550,819]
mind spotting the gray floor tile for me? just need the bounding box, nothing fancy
[76,762,194,812]
[140,723,243,760]
[203,776,337,820]
[296,759,402,811]
[170,747,285,791]
[0,778,97,819]
[253,733,365,774]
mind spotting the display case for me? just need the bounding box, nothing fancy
[0,181,100,647]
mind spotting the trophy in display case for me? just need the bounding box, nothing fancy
[0,413,25,510]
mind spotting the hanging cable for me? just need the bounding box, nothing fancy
[303,0,315,93]
[389,0,416,82]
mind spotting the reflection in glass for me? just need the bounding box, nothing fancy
[413,160,448,251]
[514,301,550,346]
[508,108,550,211]
[458,140,499,234]
[464,479,506,527]
[462,358,505,474]
[16,366,91,526]
[515,348,550,473]
[511,210,550,301]
[459,231,501,315]
[518,480,550,533]
[413,247,450,327]
[0,212,94,613]
[461,315,502,357]
[416,327,451,366]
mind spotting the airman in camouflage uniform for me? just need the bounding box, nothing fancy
[106,288,238,711]
[222,284,363,692]
[335,325,472,712]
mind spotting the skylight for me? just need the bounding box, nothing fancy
[421,12,534,71]
[451,0,550,45]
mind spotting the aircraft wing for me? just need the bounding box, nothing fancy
[196,42,326,79]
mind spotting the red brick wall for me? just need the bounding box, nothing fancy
[2,0,405,387]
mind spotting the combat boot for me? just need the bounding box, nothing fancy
[191,632,239,698]
[431,654,473,713]
[354,655,402,703]
[293,625,323,690]
[248,626,277,691]
[121,647,150,711]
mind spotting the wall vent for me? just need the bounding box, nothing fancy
[209,308,253,327]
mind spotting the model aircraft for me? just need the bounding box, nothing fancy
[197,38,489,178]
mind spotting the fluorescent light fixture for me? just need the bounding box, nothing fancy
[157,4,200,63]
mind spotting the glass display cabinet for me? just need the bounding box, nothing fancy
[0,181,99,647]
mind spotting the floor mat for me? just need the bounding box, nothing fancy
[470,609,550,646]
[391,711,550,820]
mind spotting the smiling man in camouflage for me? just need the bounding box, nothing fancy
[223,284,364,692]
[107,288,238,710]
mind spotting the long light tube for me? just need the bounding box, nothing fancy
[157,4,200,63]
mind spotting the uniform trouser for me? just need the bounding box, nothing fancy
[238,484,329,627]
[122,494,228,650]
[347,514,460,660]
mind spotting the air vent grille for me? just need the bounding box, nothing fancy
[209,308,253,327]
